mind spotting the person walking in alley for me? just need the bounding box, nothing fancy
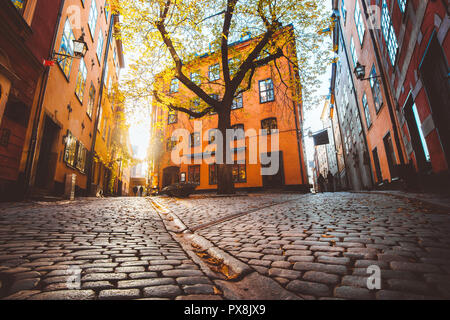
[327,171,335,193]
[318,173,325,193]
[139,186,144,197]
[133,186,138,197]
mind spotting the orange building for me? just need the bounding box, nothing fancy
[149,26,309,193]
[16,0,125,199]
[0,0,63,201]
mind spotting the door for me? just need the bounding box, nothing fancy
[383,132,398,180]
[35,116,59,189]
[403,97,431,173]
[262,151,284,188]
[372,147,383,183]
[162,166,180,187]
[420,34,450,168]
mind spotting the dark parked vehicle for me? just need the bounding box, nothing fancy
[161,183,197,198]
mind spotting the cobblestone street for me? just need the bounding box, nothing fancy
[1,192,450,300]
[0,198,219,300]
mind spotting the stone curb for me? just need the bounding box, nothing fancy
[148,198,252,280]
[149,198,187,233]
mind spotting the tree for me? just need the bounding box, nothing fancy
[114,0,331,194]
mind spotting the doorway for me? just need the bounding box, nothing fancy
[403,97,432,173]
[372,147,383,183]
[383,132,398,180]
[35,115,59,190]
[262,151,285,188]
[420,33,450,169]
[162,166,180,188]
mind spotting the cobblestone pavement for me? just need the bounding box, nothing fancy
[0,198,221,300]
[157,192,450,300]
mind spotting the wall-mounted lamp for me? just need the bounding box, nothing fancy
[52,32,88,62]
[354,62,381,81]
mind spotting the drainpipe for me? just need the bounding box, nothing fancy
[360,0,405,167]
[86,13,115,196]
[336,17,375,188]
[24,0,66,197]
[288,60,307,187]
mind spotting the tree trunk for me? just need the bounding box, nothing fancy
[217,107,235,194]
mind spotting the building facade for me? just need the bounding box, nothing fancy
[328,0,449,191]
[331,1,374,191]
[149,27,309,193]
[0,0,63,200]
[374,0,449,187]
[0,0,129,201]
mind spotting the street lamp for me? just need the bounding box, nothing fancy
[354,62,381,81]
[73,33,89,57]
[52,32,88,61]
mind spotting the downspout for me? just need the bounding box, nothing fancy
[336,16,375,188]
[360,0,405,166]
[86,13,115,195]
[288,59,307,187]
[24,0,66,197]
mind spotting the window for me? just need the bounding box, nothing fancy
[350,37,358,67]
[231,94,243,110]
[369,65,383,112]
[75,142,87,173]
[58,19,75,78]
[259,79,274,103]
[209,164,218,185]
[341,0,347,24]
[362,93,372,129]
[228,58,238,75]
[208,129,217,144]
[190,132,201,147]
[231,124,245,140]
[87,84,96,118]
[354,1,365,45]
[75,59,87,102]
[168,109,177,124]
[97,105,103,131]
[107,127,112,147]
[398,0,407,13]
[64,131,77,167]
[209,64,220,81]
[166,137,177,151]
[88,0,98,37]
[113,48,119,73]
[170,78,179,93]
[190,98,201,119]
[104,0,109,22]
[102,119,107,140]
[233,163,247,183]
[261,118,278,135]
[209,94,219,115]
[382,0,399,65]
[97,30,104,61]
[11,0,27,14]
[188,165,201,184]
[190,72,201,85]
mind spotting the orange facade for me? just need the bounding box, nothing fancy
[333,0,408,189]
[150,28,309,192]
[18,0,126,198]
